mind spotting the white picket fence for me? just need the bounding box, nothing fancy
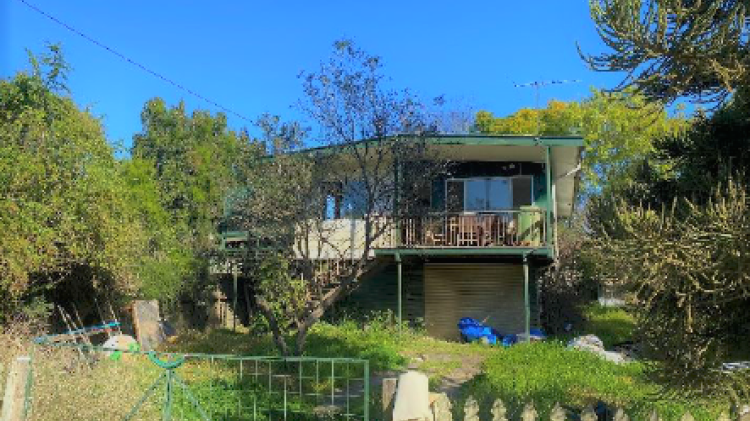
[444,397,750,421]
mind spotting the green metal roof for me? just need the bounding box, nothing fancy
[423,134,584,147]
[282,134,584,156]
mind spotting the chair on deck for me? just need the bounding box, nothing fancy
[455,215,480,246]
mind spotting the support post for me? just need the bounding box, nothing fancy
[393,157,402,246]
[232,264,238,332]
[395,252,403,335]
[523,254,531,343]
[545,146,553,253]
[1,356,31,421]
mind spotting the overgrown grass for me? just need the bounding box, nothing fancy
[167,319,729,421]
[8,311,730,421]
[581,304,637,348]
[165,318,411,372]
[459,341,728,421]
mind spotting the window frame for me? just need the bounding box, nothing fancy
[443,175,535,213]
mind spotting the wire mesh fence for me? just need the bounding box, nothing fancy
[27,337,369,421]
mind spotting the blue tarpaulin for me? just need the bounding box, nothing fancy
[457,318,501,345]
[457,318,545,346]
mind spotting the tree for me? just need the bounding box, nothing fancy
[0,46,160,321]
[239,40,447,355]
[131,99,254,303]
[582,0,750,104]
[118,158,193,304]
[580,86,750,399]
[589,182,750,400]
[474,90,686,195]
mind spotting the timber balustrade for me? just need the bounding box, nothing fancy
[395,210,547,248]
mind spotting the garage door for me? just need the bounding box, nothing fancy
[424,263,525,340]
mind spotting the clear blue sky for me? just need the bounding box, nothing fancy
[2,0,626,150]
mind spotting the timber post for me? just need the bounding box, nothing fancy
[1,356,31,421]
[381,377,398,421]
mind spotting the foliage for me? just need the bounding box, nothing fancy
[583,0,750,104]
[461,342,726,421]
[131,98,257,308]
[117,158,193,305]
[538,226,599,334]
[238,39,449,356]
[132,98,252,252]
[0,46,148,321]
[653,87,750,200]
[582,304,636,348]
[0,46,240,323]
[588,182,750,400]
[474,90,686,193]
[581,71,750,402]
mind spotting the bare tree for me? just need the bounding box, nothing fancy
[240,40,448,355]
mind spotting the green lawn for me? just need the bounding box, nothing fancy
[582,304,638,348]
[459,342,725,421]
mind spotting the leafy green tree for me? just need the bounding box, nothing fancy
[582,0,749,104]
[131,99,253,301]
[118,158,193,304]
[0,46,147,321]
[474,90,686,194]
[582,87,750,400]
[0,46,211,324]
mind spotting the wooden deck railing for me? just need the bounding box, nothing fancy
[395,210,547,248]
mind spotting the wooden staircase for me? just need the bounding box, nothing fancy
[304,257,389,312]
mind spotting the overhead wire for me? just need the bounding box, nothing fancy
[15,0,253,123]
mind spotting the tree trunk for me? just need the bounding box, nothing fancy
[294,323,309,356]
[243,283,253,323]
[256,296,291,356]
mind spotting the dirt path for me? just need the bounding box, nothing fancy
[371,350,488,399]
[430,353,486,397]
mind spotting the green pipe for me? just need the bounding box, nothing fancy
[394,159,402,246]
[232,266,238,332]
[395,252,402,334]
[163,369,173,421]
[363,360,370,421]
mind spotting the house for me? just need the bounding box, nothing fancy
[219,134,584,341]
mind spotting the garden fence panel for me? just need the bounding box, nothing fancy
[26,337,369,421]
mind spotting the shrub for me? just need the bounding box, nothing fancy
[590,182,750,400]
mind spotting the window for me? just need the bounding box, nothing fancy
[323,180,392,219]
[465,179,488,211]
[342,181,367,218]
[487,178,512,210]
[445,176,532,212]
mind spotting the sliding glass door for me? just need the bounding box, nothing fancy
[446,177,532,212]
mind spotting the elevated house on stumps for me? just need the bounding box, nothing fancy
[217,134,583,341]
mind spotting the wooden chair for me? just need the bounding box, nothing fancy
[456,215,480,246]
[424,217,445,246]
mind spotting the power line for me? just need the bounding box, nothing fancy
[16,0,253,123]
